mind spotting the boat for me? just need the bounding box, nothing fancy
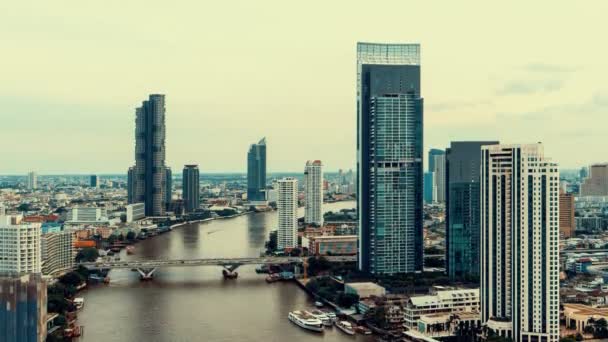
[354,325,372,335]
[73,298,84,311]
[255,265,269,274]
[325,311,337,322]
[306,310,332,326]
[222,269,238,279]
[265,273,280,283]
[335,320,355,335]
[288,311,324,333]
[315,301,324,307]
[126,245,135,255]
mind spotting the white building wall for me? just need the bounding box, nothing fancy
[304,160,324,226]
[0,215,42,274]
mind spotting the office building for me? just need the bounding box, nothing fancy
[308,235,357,256]
[165,167,172,210]
[90,175,99,188]
[41,230,75,276]
[445,141,498,281]
[277,178,298,250]
[0,273,47,342]
[247,138,267,202]
[0,215,41,274]
[559,191,575,238]
[304,160,323,226]
[580,163,608,197]
[129,94,168,216]
[126,203,145,223]
[432,153,446,202]
[404,288,480,329]
[423,172,435,204]
[428,149,445,173]
[357,42,423,274]
[183,164,200,213]
[480,144,559,342]
[26,171,37,190]
[127,166,135,204]
[66,207,106,223]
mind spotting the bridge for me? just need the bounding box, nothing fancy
[80,255,357,279]
[561,249,608,256]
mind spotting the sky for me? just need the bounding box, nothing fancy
[1,1,607,174]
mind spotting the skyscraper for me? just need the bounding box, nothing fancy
[127,166,135,204]
[165,167,172,210]
[182,165,200,213]
[423,172,435,203]
[304,160,323,226]
[432,153,446,203]
[480,143,559,342]
[357,42,423,274]
[428,149,445,173]
[559,190,575,238]
[26,171,37,190]
[90,174,99,188]
[580,163,608,196]
[277,178,298,251]
[130,94,168,216]
[247,138,267,203]
[445,141,498,281]
[0,273,47,342]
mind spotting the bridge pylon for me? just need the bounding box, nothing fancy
[135,268,157,280]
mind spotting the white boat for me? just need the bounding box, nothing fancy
[305,310,332,326]
[73,297,85,311]
[325,311,337,322]
[315,301,324,307]
[335,320,355,335]
[288,311,324,333]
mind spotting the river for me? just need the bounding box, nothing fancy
[77,201,374,342]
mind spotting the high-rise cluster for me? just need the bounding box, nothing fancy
[357,42,424,274]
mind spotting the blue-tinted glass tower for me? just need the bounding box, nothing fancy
[247,138,267,202]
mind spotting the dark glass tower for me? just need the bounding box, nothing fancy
[247,138,267,202]
[428,149,445,173]
[182,165,200,213]
[130,94,167,216]
[445,141,497,281]
[165,167,172,210]
[357,42,423,274]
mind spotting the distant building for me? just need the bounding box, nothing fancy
[182,165,200,213]
[277,178,298,250]
[445,141,498,281]
[90,175,99,188]
[357,42,423,274]
[129,94,169,216]
[27,171,37,190]
[403,288,480,329]
[0,215,41,274]
[0,273,47,342]
[126,203,145,223]
[304,160,323,226]
[247,138,267,202]
[423,172,435,204]
[428,149,445,173]
[432,153,446,202]
[308,235,357,256]
[480,144,559,342]
[41,230,75,276]
[345,282,386,299]
[560,191,575,238]
[127,166,135,204]
[580,163,608,197]
[165,167,172,211]
[66,207,106,223]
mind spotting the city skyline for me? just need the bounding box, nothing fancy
[3,2,608,174]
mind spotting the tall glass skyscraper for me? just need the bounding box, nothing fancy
[129,94,168,216]
[247,138,267,202]
[357,42,423,274]
[445,141,497,281]
[182,164,200,213]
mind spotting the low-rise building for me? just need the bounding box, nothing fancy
[345,282,386,299]
[308,235,357,256]
[126,203,145,223]
[403,288,480,329]
[563,303,608,333]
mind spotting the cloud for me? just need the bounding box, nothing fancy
[522,63,579,73]
[497,79,563,95]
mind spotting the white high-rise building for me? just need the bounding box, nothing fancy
[41,230,75,276]
[277,178,298,251]
[432,154,446,202]
[480,143,559,342]
[304,160,323,226]
[27,171,37,190]
[0,214,42,274]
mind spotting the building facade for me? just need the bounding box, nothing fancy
[90,175,99,188]
[277,178,298,250]
[559,191,575,238]
[182,164,200,213]
[165,167,172,211]
[126,203,145,223]
[423,172,435,204]
[404,288,480,329]
[66,207,106,223]
[26,172,37,190]
[480,144,559,342]
[0,215,41,274]
[304,160,323,226]
[0,273,47,342]
[428,149,445,173]
[308,235,357,256]
[41,230,75,276]
[580,163,608,197]
[432,153,446,203]
[445,141,498,281]
[129,94,168,216]
[247,138,267,202]
[357,42,423,274]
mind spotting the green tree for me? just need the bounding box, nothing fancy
[336,293,359,308]
[117,233,125,241]
[107,235,116,245]
[59,271,84,287]
[126,231,136,240]
[75,247,99,262]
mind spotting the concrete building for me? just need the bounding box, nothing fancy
[304,160,323,226]
[126,203,145,223]
[277,178,298,250]
[129,94,169,216]
[308,235,357,256]
[66,207,106,223]
[563,303,608,333]
[127,166,135,204]
[403,288,480,329]
[182,165,200,213]
[345,282,386,299]
[0,215,41,274]
[445,141,498,281]
[41,230,75,276]
[26,171,37,190]
[247,138,267,203]
[90,175,99,188]
[480,144,559,342]
[560,191,575,238]
[357,42,423,274]
[432,153,446,203]
[580,163,608,197]
[0,273,47,342]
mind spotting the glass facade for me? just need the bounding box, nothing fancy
[357,42,423,274]
[247,138,267,202]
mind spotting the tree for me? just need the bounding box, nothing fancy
[307,256,332,276]
[59,271,84,287]
[75,247,99,262]
[290,248,302,257]
[336,293,359,308]
[575,333,583,341]
[126,231,136,240]
[17,203,30,212]
[107,235,116,245]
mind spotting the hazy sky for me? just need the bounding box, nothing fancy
[1,1,607,174]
